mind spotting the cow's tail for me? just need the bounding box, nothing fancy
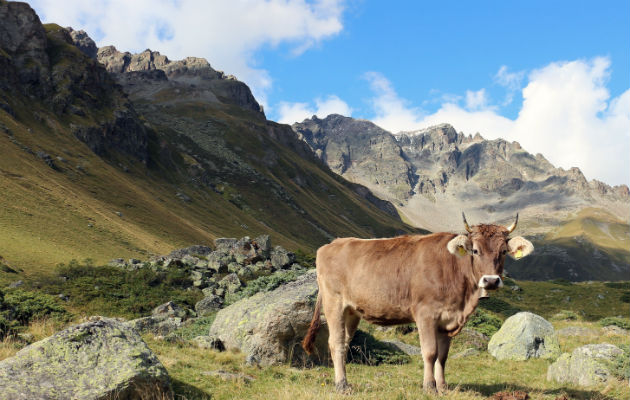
[302,291,322,355]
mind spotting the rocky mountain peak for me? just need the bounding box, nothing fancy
[66,27,97,59]
[95,44,264,115]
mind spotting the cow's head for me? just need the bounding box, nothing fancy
[447,213,534,297]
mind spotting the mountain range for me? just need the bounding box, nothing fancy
[292,115,629,280]
[0,0,627,281]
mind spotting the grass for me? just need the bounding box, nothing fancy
[143,318,630,400]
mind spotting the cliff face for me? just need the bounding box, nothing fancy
[0,2,148,161]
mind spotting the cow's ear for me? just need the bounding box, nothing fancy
[507,236,534,260]
[447,235,471,257]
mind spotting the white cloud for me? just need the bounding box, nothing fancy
[367,58,630,186]
[29,0,346,107]
[465,88,492,111]
[277,95,352,124]
[494,65,525,105]
[363,71,425,133]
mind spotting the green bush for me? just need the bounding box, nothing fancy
[478,297,521,317]
[49,262,201,319]
[612,344,630,380]
[225,269,306,304]
[294,249,316,269]
[604,282,630,290]
[598,317,630,331]
[467,309,503,337]
[2,288,68,325]
[169,315,217,341]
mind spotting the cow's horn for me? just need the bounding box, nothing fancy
[506,213,519,233]
[462,212,472,233]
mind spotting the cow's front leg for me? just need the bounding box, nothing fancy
[434,332,452,392]
[417,317,438,392]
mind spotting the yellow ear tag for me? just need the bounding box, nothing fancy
[458,247,467,256]
[515,249,523,259]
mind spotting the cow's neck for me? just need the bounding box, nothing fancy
[447,256,482,337]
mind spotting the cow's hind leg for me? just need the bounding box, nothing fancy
[417,317,438,392]
[324,297,351,394]
[344,310,360,352]
[434,332,452,392]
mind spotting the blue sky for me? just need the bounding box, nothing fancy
[30,0,629,185]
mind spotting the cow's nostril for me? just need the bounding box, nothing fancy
[482,277,488,284]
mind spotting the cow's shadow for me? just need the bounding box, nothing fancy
[457,382,616,400]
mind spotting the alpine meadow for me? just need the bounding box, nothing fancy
[0,1,628,399]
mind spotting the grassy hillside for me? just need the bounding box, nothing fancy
[0,24,414,277]
[506,208,630,281]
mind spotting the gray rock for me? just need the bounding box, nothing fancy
[207,251,231,273]
[253,234,271,255]
[214,237,238,250]
[195,295,224,316]
[0,317,172,399]
[547,343,624,387]
[152,301,187,319]
[451,348,480,359]
[602,325,630,336]
[126,315,182,336]
[8,280,23,288]
[488,312,561,361]
[270,246,295,270]
[67,28,97,59]
[218,273,242,293]
[192,336,225,351]
[381,340,422,356]
[208,270,329,366]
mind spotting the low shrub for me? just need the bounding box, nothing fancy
[46,262,202,319]
[598,316,630,331]
[467,309,503,337]
[478,297,521,317]
[225,269,306,304]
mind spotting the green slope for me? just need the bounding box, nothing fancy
[0,23,413,277]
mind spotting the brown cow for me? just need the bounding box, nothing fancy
[302,213,534,393]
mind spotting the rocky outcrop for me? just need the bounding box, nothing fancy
[293,114,415,202]
[96,46,264,115]
[547,343,625,387]
[126,301,188,336]
[488,312,561,361]
[110,236,301,312]
[0,1,51,97]
[0,317,172,400]
[208,270,329,366]
[0,5,149,162]
[67,27,97,59]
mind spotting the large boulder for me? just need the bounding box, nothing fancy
[488,312,560,361]
[547,344,624,387]
[0,317,172,400]
[208,270,329,366]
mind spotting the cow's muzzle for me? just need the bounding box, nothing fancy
[478,275,503,298]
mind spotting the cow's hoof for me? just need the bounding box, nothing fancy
[423,380,437,393]
[335,379,353,395]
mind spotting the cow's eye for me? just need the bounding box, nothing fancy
[472,249,478,255]
[501,249,507,255]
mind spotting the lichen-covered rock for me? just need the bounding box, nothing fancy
[270,246,295,269]
[195,295,223,316]
[547,344,624,387]
[208,270,329,365]
[126,315,182,336]
[0,317,172,400]
[488,312,560,361]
